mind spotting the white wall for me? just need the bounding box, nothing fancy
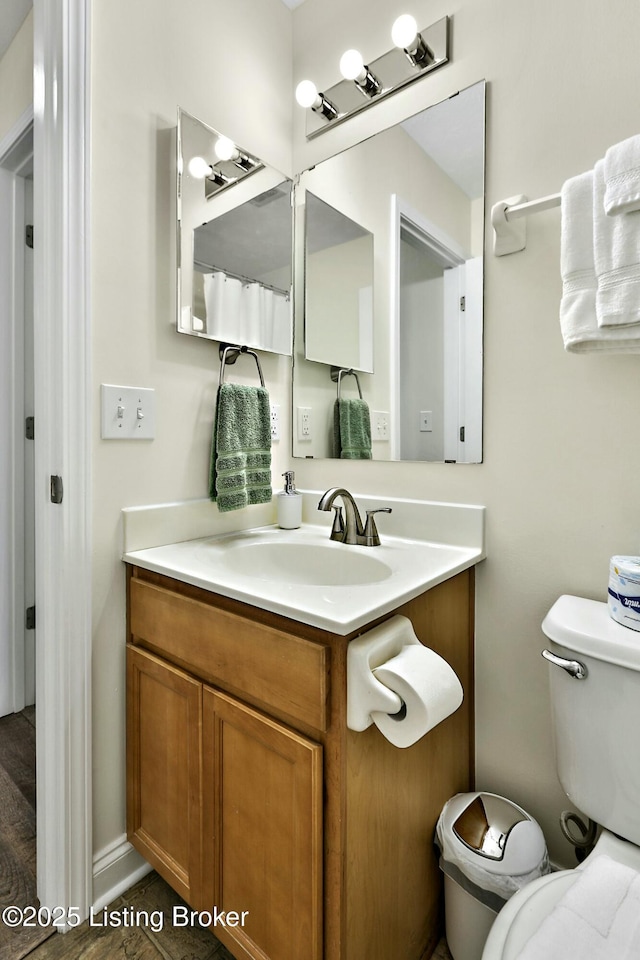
[90,0,292,857]
[292,0,640,866]
[0,9,32,142]
[399,243,444,461]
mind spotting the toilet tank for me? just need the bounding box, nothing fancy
[542,595,640,847]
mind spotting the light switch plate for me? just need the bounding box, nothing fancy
[419,410,433,433]
[101,384,156,440]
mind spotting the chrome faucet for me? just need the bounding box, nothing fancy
[317,487,391,547]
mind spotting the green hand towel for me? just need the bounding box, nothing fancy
[333,398,372,460]
[209,383,272,512]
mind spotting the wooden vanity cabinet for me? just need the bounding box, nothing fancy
[126,563,474,960]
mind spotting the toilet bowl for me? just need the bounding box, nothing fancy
[481,595,640,959]
[482,831,640,958]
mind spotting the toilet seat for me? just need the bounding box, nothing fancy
[481,832,640,960]
[482,870,577,959]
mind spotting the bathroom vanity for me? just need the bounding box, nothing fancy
[126,559,474,960]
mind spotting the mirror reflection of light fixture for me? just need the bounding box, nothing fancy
[187,156,232,188]
[295,79,339,121]
[339,49,381,98]
[188,155,213,179]
[295,15,449,139]
[214,136,257,172]
[391,14,435,67]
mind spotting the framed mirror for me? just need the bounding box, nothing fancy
[177,108,293,355]
[292,80,485,462]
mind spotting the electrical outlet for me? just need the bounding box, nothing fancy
[373,410,389,441]
[297,406,312,441]
[420,410,433,432]
[270,404,280,441]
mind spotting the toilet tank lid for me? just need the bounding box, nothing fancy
[542,595,640,672]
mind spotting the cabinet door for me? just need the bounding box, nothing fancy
[127,645,202,905]
[202,688,322,960]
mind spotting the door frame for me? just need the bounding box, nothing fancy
[0,107,32,717]
[33,0,93,919]
[389,194,467,460]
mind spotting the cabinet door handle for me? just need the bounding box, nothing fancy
[541,649,588,680]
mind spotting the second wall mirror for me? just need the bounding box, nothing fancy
[293,80,486,462]
[177,108,293,356]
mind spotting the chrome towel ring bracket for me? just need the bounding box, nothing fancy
[330,366,363,399]
[218,343,265,387]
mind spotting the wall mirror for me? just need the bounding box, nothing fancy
[177,108,293,356]
[292,80,485,462]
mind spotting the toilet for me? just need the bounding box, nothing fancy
[482,594,640,959]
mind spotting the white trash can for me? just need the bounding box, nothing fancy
[435,792,549,960]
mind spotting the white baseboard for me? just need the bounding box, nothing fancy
[92,834,152,912]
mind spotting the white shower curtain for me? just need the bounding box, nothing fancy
[203,271,292,355]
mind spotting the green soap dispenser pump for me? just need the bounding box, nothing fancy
[277,471,302,529]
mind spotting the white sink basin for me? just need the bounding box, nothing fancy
[218,540,392,586]
[124,515,485,634]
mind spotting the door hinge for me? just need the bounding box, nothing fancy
[25,224,34,249]
[50,475,64,504]
[26,606,36,630]
[459,426,466,442]
[25,416,34,440]
[459,296,466,312]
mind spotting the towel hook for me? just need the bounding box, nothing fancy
[218,343,265,388]
[331,366,363,400]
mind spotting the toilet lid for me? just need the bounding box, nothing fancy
[484,871,578,959]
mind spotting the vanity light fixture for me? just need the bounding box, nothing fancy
[295,14,449,139]
[295,79,339,120]
[391,14,435,67]
[339,49,381,98]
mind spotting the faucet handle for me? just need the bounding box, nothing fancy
[330,505,345,541]
[363,507,392,546]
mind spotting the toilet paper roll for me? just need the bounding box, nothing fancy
[371,645,463,748]
[608,555,640,631]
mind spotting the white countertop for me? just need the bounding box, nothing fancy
[123,493,485,634]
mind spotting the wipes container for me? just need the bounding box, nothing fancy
[608,556,640,631]
[435,792,549,960]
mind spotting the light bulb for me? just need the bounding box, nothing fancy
[187,156,212,180]
[214,136,239,162]
[391,13,418,49]
[340,49,366,83]
[295,79,320,109]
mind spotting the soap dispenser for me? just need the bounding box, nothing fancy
[277,471,302,529]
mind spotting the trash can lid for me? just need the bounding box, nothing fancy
[439,792,547,877]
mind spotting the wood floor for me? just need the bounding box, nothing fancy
[0,708,453,960]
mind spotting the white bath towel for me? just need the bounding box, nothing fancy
[594,159,640,327]
[604,134,640,216]
[515,855,640,960]
[559,170,640,351]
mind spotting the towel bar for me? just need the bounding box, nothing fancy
[492,192,562,256]
[218,343,265,387]
[331,366,363,399]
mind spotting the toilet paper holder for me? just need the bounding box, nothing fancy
[347,616,421,732]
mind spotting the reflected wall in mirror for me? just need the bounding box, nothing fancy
[292,80,485,462]
[177,108,293,355]
[304,193,374,373]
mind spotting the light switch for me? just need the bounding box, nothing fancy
[101,384,156,439]
[419,410,433,432]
